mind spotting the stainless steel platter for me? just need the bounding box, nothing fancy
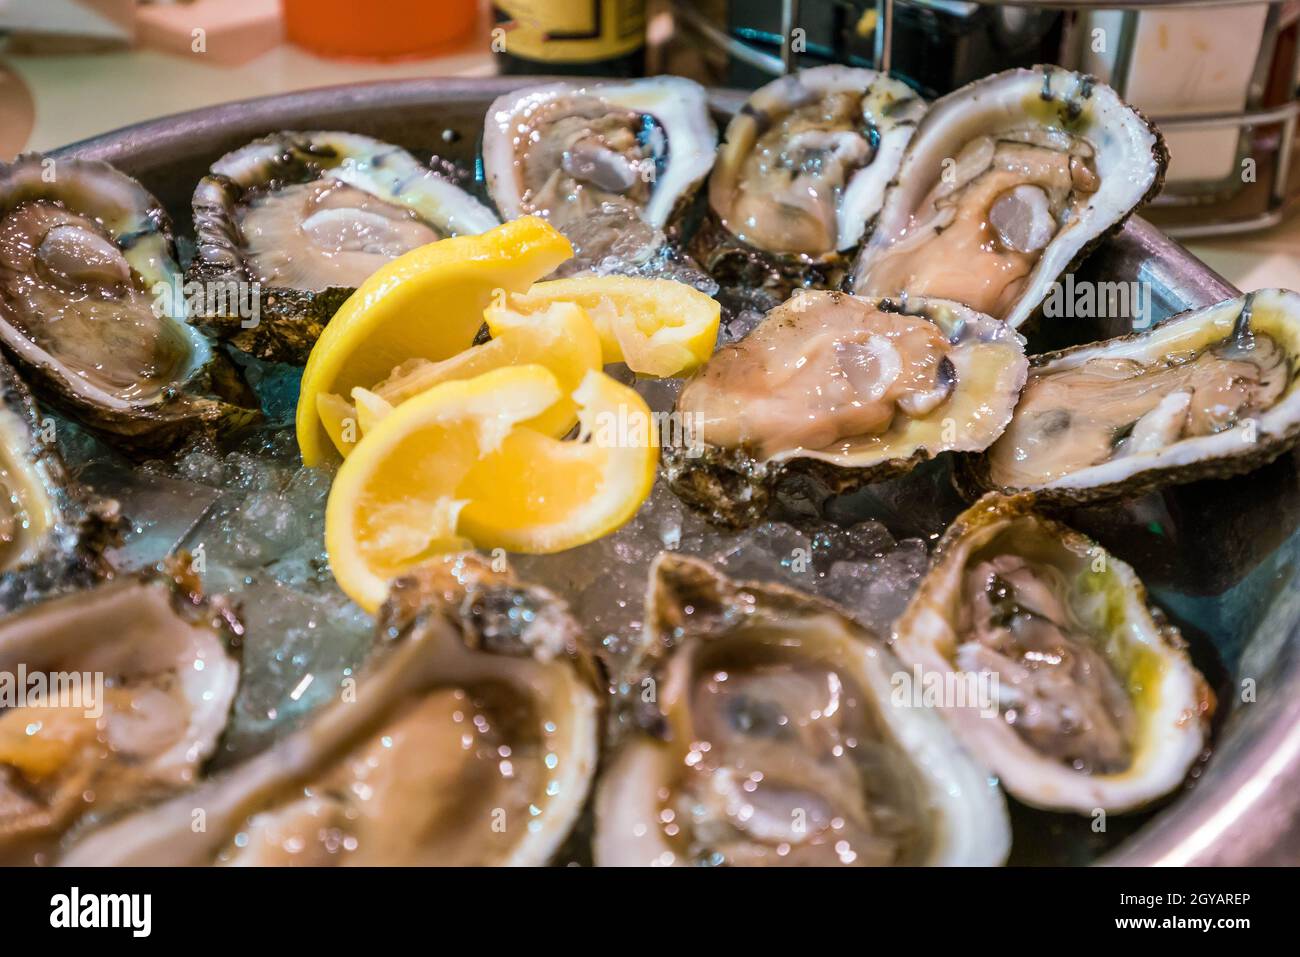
[51,76,1300,865]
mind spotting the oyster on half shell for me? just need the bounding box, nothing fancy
[63,555,600,866]
[0,564,241,865]
[968,289,1300,503]
[189,131,500,363]
[850,67,1166,330]
[0,156,258,451]
[482,77,716,267]
[594,554,1010,866]
[891,494,1214,813]
[0,355,120,612]
[691,66,925,295]
[666,290,1028,527]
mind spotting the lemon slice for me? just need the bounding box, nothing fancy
[326,364,658,612]
[498,275,720,377]
[296,216,573,467]
[351,387,395,436]
[457,370,659,552]
[317,301,603,458]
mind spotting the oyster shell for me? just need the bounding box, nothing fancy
[63,554,600,866]
[482,76,716,263]
[850,67,1166,330]
[666,291,1028,527]
[969,289,1300,503]
[0,564,241,865]
[0,155,258,450]
[189,131,500,363]
[691,66,924,295]
[594,554,1010,866]
[891,494,1214,813]
[0,355,120,612]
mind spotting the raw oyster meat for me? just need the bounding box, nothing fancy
[0,564,241,865]
[851,67,1166,329]
[692,66,924,294]
[64,555,600,866]
[594,554,1010,866]
[666,290,1027,527]
[891,494,1214,813]
[0,155,257,450]
[482,77,715,265]
[970,289,1300,503]
[189,131,500,363]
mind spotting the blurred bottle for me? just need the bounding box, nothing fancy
[493,1,647,77]
[283,0,477,60]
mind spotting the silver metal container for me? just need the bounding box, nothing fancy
[55,77,1300,865]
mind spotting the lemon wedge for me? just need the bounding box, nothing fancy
[296,216,574,467]
[325,364,658,612]
[317,300,603,458]
[497,275,720,377]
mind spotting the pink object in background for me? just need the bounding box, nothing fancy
[0,63,36,161]
[135,0,284,67]
[282,0,478,60]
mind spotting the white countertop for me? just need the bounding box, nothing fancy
[7,45,494,152]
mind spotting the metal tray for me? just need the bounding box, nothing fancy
[52,77,1300,865]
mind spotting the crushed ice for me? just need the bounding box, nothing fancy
[510,476,932,676]
[81,424,373,764]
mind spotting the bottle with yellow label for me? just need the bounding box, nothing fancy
[493,0,647,77]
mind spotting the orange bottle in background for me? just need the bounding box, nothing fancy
[282,0,478,60]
